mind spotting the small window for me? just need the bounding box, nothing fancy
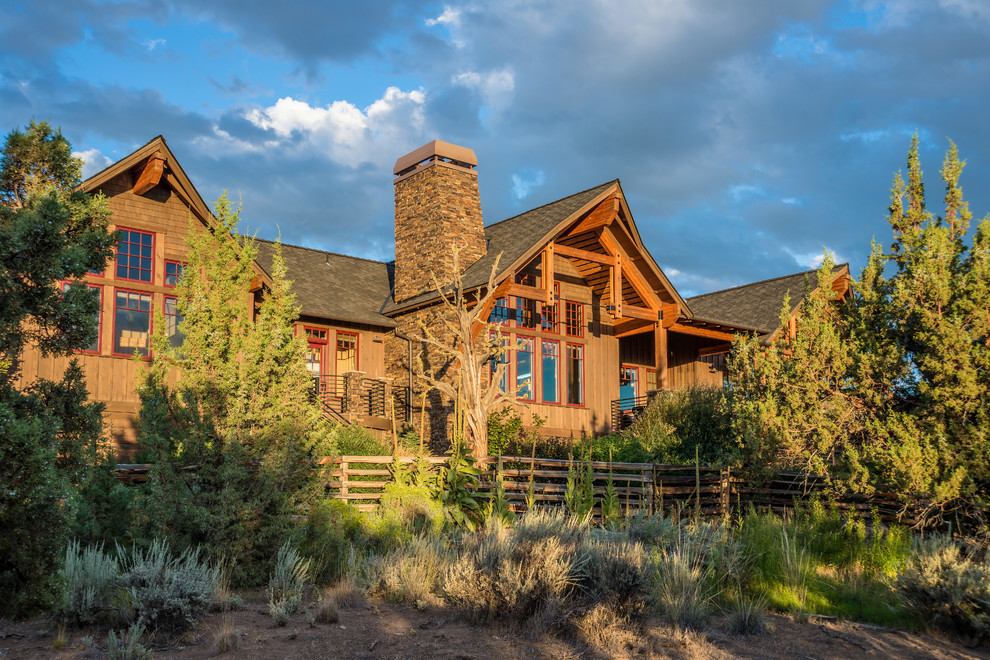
[114,290,152,356]
[164,295,184,350]
[304,327,329,343]
[62,282,101,353]
[164,261,186,287]
[564,301,583,337]
[516,336,535,401]
[336,332,358,373]
[541,283,559,333]
[567,344,584,406]
[646,369,657,392]
[115,229,154,282]
[541,340,560,404]
[516,297,538,329]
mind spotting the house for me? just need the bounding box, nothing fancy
[15,136,850,455]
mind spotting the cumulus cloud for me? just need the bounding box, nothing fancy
[451,68,514,115]
[74,148,113,179]
[510,169,545,200]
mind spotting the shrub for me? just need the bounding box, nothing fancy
[120,539,220,632]
[652,544,712,629]
[323,579,367,610]
[726,595,769,635]
[267,543,310,625]
[58,541,120,625]
[106,623,152,660]
[574,602,638,655]
[619,511,678,546]
[334,425,391,455]
[581,539,647,609]
[896,535,990,641]
[212,613,241,653]
[359,536,447,605]
[625,386,737,466]
[315,597,340,624]
[297,500,354,586]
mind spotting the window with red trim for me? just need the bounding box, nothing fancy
[489,296,511,325]
[113,289,152,356]
[164,260,186,287]
[564,301,583,337]
[541,340,560,404]
[541,283,560,333]
[567,344,584,406]
[115,229,154,282]
[62,282,102,353]
[164,295,184,349]
[336,332,358,373]
[516,336,535,400]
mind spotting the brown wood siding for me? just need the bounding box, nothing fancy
[295,317,390,379]
[667,331,726,389]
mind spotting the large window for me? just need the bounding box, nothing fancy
[541,340,560,404]
[164,296,184,350]
[113,290,152,356]
[164,260,186,287]
[115,229,154,283]
[336,332,358,373]
[490,296,511,325]
[567,344,584,406]
[62,282,101,353]
[489,331,509,395]
[516,336,535,400]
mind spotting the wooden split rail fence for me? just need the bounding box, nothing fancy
[115,456,916,524]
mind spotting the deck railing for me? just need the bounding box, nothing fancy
[610,390,665,431]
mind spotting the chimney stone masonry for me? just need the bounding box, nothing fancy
[393,140,485,303]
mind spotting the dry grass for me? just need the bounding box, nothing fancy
[315,597,340,624]
[52,623,68,651]
[212,613,241,653]
[324,579,367,610]
[574,602,640,656]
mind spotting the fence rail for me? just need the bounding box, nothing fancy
[114,455,917,524]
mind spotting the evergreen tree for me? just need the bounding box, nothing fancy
[0,122,116,616]
[134,195,329,584]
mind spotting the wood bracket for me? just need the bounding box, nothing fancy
[133,151,165,195]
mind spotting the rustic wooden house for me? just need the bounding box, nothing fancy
[16,136,850,454]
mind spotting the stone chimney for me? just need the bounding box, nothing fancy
[393,140,485,303]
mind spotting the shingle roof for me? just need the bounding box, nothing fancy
[253,239,396,328]
[687,265,848,336]
[384,180,617,313]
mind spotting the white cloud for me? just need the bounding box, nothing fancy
[73,148,112,179]
[242,86,427,167]
[426,6,461,27]
[451,68,515,114]
[144,38,166,51]
[511,169,546,200]
[785,247,846,270]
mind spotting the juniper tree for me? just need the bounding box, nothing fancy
[0,122,116,615]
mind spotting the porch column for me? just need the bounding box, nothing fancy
[342,370,366,423]
[654,323,668,390]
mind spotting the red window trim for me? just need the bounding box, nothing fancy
[62,281,103,355]
[111,287,154,359]
[564,300,584,338]
[303,325,330,344]
[335,330,359,373]
[565,342,585,408]
[163,294,183,348]
[515,335,536,402]
[164,260,186,288]
[540,338,561,405]
[114,227,156,284]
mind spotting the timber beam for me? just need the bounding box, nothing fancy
[569,196,620,235]
[133,151,165,195]
[552,242,617,266]
[669,321,738,341]
[613,318,654,338]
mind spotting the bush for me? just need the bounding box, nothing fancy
[487,408,546,457]
[625,386,737,466]
[359,536,447,606]
[897,536,990,641]
[298,500,355,586]
[107,623,152,660]
[334,425,391,455]
[267,543,310,625]
[121,539,220,632]
[58,541,119,626]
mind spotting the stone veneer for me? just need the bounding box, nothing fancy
[393,162,485,303]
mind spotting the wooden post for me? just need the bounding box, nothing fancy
[339,460,349,500]
[654,323,668,390]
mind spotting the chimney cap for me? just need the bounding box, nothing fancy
[393,140,477,176]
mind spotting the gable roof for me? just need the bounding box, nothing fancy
[687,264,849,339]
[253,239,396,328]
[384,179,685,314]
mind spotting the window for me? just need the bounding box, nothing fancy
[564,301,583,337]
[516,297,539,329]
[115,229,154,282]
[489,331,509,395]
[567,344,584,406]
[164,296,184,350]
[305,327,329,377]
[164,261,186,287]
[489,296,511,325]
[113,290,152,356]
[516,336,535,400]
[646,369,657,392]
[541,283,559,333]
[304,327,329,342]
[62,282,101,353]
[336,332,358,373]
[619,365,638,405]
[541,340,560,404]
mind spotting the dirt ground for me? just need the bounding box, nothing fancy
[2,591,988,660]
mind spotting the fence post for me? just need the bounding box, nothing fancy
[339,460,348,500]
[720,467,730,518]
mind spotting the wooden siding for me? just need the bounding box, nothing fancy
[295,316,388,379]
[667,331,727,389]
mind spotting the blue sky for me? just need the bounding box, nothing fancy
[3,0,988,296]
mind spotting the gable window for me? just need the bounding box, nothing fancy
[113,290,152,356]
[164,296,184,350]
[564,301,583,337]
[541,340,560,404]
[567,344,584,406]
[336,332,358,373]
[62,282,102,353]
[164,260,186,287]
[541,283,560,333]
[516,336,535,400]
[489,296,511,325]
[115,228,154,283]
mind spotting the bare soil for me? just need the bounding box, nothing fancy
[2,591,988,660]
